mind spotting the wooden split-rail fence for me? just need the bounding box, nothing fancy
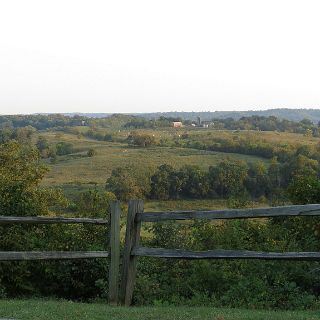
[1,200,320,306]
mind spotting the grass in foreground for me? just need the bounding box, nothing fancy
[0,300,319,320]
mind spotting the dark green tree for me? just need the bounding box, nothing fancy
[106,167,145,201]
[208,160,248,198]
[0,141,66,216]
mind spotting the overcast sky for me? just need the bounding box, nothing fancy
[1,0,320,115]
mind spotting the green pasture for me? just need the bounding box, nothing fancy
[40,132,267,194]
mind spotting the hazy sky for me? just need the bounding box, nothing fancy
[1,0,320,115]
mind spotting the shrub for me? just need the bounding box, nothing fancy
[87,148,96,157]
[56,142,74,155]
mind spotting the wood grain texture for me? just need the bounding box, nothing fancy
[132,247,320,260]
[138,204,320,222]
[108,201,121,305]
[0,216,108,225]
[0,251,109,261]
[119,200,143,306]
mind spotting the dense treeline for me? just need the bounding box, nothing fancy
[0,114,149,131]
[0,126,36,144]
[106,153,318,203]
[0,114,88,130]
[138,108,320,123]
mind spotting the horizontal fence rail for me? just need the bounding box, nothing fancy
[132,247,320,260]
[138,204,320,222]
[0,215,108,225]
[0,251,109,261]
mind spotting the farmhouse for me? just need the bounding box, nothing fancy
[172,121,183,128]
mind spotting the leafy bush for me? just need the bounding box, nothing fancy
[134,218,320,309]
[127,131,156,147]
[87,148,96,157]
[56,142,74,155]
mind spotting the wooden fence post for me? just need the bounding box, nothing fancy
[119,200,143,306]
[108,201,121,305]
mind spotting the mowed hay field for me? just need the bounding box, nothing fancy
[40,131,267,190]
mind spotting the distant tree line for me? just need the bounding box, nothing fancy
[212,116,319,136]
[0,114,88,130]
[123,115,320,135]
[1,114,320,137]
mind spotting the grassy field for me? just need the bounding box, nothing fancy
[72,126,320,147]
[185,129,320,146]
[40,131,267,194]
[38,128,319,202]
[0,300,319,320]
[119,127,320,146]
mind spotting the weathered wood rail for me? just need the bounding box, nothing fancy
[0,201,121,305]
[138,204,320,222]
[120,201,320,306]
[0,251,110,260]
[132,247,320,260]
[0,216,108,224]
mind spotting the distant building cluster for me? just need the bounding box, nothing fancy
[172,117,213,128]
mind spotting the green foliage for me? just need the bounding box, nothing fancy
[106,167,148,201]
[245,162,270,198]
[36,136,49,152]
[208,160,248,198]
[85,129,114,142]
[87,148,96,157]
[0,141,66,216]
[212,115,319,136]
[287,176,320,239]
[150,160,251,200]
[288,176,320,205]
[128,131,156,147]
[150,164,209,200]
[56,142,74,155]
[135,217,320,309]
[0,142,110,300]
[0,224,109,299]
[36,136,51,158]
[150,164,177,200]
[76,189,116,218]
[0,126,36,145]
